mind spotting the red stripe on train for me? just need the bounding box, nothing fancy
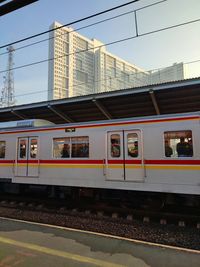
[0,160,14,163]
[145,159,200,165]
[17,160,38,164]
[0,159,200,165]
[40,159,104,164]
[107,160,142,164]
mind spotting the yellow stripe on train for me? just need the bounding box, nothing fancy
[1,164,200,171]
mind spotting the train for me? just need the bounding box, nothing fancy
[0,111,200,206]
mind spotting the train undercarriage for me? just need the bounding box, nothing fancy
[1,181,200,210]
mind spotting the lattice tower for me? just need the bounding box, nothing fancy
[0,46,15,107]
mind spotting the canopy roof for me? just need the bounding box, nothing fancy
[0,78,200,124]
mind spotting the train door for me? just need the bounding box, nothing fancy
[124,130,144,181]
[15,137,39,177]
[106,130,144,181]
[106,131,124,180]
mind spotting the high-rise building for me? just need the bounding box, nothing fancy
[48,21,146,100]
[48,22,187,101]
[93,40,147,93]
[147,62,188,84]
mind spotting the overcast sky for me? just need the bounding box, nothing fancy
[0,0,200,104]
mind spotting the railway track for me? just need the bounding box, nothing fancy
[0,193,200,226]
[0,194,200,251]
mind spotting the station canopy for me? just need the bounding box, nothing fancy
[0,78,200,125]
[0,0,38,16]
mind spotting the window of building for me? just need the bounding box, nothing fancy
[76,37,87,50]
[76,70,88,83]
[111,67,116,77]
[65,56,69,66]
[0,141,6,158]
[63,42,69,53]
[164,130,193,158]
[107,55,115,67]
[110,134,120,158]
[62,78,68,89]
[64,32,69,42]
[107,76,112,87]
[125,74,130,83]
[127,133,138,158]
[76,59,83,70]
[121,71,130,82]
[117,79,124,89]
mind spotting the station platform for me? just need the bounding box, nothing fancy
[0,217,199,267]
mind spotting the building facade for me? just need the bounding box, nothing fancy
[48,22,147,100]
[147,63,188,85]
[48,21,186,100]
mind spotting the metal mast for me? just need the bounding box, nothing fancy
[0,46,15,107]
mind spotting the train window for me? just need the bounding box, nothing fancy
[71,136,89,158]
[19,139,27,159]
[30,139,38,158]
[0,141,6,158]
[127,133,138,157]
[111,134,120,158]
[53,138,70,158]
[164,130,193,158]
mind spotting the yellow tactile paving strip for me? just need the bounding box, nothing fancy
[0,236,123,267]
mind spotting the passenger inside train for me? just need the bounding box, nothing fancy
[111,137,120,158]
[165,140,173,157]
[164,130,193,158]
[61,144,70,158]
[128,141,138,157]
[176,137,193,157]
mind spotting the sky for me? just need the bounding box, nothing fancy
[0,0,200,105]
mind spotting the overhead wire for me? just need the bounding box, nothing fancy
[0,17,200,75]
[13,57,200,100]
[0,0,199,102]
[0,9,136,56]
[0,0,140,49]
[0,0,167,56]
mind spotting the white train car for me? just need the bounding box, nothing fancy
[0,112,200,199]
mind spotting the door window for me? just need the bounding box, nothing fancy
[19,139,27,159]
[0,141,6,158]
[127,133,138,158]
[110,134,121,158]
[30,139,38,158]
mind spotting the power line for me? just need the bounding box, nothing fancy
[0,0,140,49]
[14,70,147,98]
[0,0,167,56]
[139,18,200,38]
[12,58,200,100]
[0,17,199,75]
[0,9,136,56]
[0,0,198,102]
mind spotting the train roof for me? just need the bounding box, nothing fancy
[0,119,55,130]
[47,111,200,128]
[0,111,199,133]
